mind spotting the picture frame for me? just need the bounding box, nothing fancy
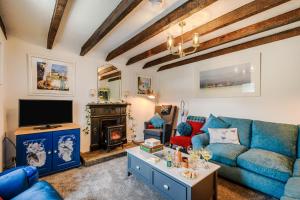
[194,52,261,98]
[28,54,75,96]
[137,75,152,95]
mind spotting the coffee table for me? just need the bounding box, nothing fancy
[126,146,220,200]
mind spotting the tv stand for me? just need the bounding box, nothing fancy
[33,124,62,130]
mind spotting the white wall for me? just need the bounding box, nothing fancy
[158,36,300,125]
[0,31,6,171]
[4,36,155,153]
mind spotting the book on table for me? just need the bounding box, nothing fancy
[140,143,164,153]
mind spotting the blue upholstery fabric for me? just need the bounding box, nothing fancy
[177,122,192,136]
[150,114,165,128]
[1,166,39,187]
[283,177,300,199]
[219,117,253,148]
[186,116,206,123]
[298,125,300,158]
[12,181,62,200]
[191,133,209,150]
[251,120,298,158]
[214,161,285,198]
[0,169,29,199]
[237,149,294,182]
[281,197,299,200]
[206,143,248,167]
[293,159,300,177]
[201,114,230,133]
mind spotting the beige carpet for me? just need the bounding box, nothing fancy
[43,156,276,200]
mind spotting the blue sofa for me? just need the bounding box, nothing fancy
[192,116,300,199]
[0,166,62,200]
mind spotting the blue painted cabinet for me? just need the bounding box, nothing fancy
[16,128,80,176]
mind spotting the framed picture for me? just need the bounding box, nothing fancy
[194,52,261,98]
[137,75,152,95]
[28,55,75,96]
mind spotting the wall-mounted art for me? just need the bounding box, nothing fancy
[195,52,261,98]
[28,55,75,96]
[137,75,152,95]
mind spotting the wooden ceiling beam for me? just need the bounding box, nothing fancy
[0,16,7,40]
[127,0,291,65]
[100,71,121,80]
[108,76,121,82]
[144,7,300,68]
[106,0,217,61]
[80,0,143,56]
[98,66,117,76]
[47,0,68,49]
[158,27,300,72]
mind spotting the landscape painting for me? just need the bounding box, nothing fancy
[28,55,75,96]
[200,63,252,89]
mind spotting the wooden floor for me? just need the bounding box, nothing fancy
[80,142,137,167]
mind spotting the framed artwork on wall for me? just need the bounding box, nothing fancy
[194,52,261,98]
[28,55,75,96]
[137,75,152,95]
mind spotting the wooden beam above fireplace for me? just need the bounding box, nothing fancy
[100,71,121,80]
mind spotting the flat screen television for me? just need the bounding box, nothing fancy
[19,99,73,127]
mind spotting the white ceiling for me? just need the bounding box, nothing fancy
[1,0,300,68]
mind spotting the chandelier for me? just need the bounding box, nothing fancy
[167,21,200,58]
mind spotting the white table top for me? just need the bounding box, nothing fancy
[126,146,220,187]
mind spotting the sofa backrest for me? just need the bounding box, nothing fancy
[251,120,298,158]
[219,117,252,148]
[298,125,300,158]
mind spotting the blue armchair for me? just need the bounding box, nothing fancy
[0,166,62,200]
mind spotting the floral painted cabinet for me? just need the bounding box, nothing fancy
[16,128,80,176]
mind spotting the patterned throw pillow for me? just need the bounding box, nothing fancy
[160,105,172,115]
[201,114,230,133]
[177,122,192,136]
[208,128,240,145]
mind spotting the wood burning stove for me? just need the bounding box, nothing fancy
[105,125,125,151]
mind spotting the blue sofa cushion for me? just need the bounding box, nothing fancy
[219,117,252,148]
[206,143,248,167]
[201,114,230,133]
[237,149,294,182]
[0,169,29,199]
[192,133,209,150]
[294,159,300,177]
[283,177,300,199]
[251,120,298,158]
[281,197,300,200]
[12,181,62,200]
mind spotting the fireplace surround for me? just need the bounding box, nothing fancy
[87,103,129,151]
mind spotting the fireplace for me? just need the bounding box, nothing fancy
[87,103,129,151]
[105,125,125,150]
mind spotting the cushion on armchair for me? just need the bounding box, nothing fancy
[283,177,300,199]
[177,122,192,136]
[170,136,192,148]
[201,114,230,133]
[150,114,165,128]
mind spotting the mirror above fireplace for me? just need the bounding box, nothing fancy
[97,64,122,102]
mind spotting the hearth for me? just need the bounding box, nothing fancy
[87,103,129,151]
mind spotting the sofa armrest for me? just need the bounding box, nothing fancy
[191,133,209,150]
[0,166,39,187]
[0,169,29,199]
[294,159,300,177]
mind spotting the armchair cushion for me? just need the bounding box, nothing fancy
[206,143,247,167]
[12,181,62,200]
[170,136,192,148]
[201,114,230,133]
[144,129,163,137]
[237,149,294,182]
[0,169,29,200]
[150,114,165,128]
